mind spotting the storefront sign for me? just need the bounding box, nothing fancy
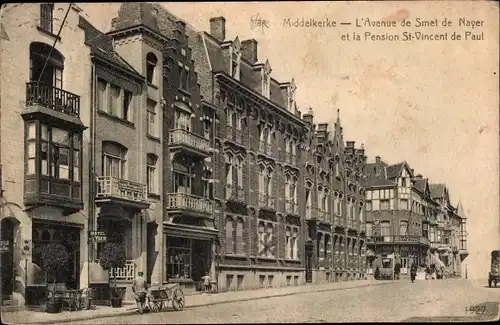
[88,231,107,243]
[0,240,11,253]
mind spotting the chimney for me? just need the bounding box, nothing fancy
[210,17,226,42]
[302,108,314,125]
[375,156,381,164]
[241,39,258,64]
[346,141,355,149]
[415,174,423,179]
[316,123,328,142]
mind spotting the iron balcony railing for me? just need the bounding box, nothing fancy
[109,260,135,281]
[96,176,147,202]
[258,193,276,210]
[225,184,245,202]
[169,129,211,152]
[26,82,80,117]
[167,192,213,214]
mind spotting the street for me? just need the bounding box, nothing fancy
[69,279,500,324]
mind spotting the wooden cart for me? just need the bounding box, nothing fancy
[147,283,185,312]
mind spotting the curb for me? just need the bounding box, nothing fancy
[6,282,391,324]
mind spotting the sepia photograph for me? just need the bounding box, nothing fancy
[0,1,498,323]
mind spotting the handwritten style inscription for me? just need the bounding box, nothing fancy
[250,14,270,34]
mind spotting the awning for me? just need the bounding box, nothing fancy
[431,253,446,268]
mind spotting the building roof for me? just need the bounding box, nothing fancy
[456,200,467,219]
[364,163,395,188]
[110,2,160,34]
[79,16,142,79]
[429,184,445,199]
[413,178,427,193]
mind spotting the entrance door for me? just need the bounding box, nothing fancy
[305,242,313,283]
[1,218,15,298]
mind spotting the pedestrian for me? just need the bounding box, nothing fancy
[410,263,417,283]
[132,271,149,314]
[425,265,431,280]
[201,272,212,292]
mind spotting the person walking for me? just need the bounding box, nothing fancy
[132,271,149,314]
[410,263,417,283]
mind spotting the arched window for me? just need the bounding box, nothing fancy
[147,153,158,194]
[102,141,127,178]
[236,157,243,187]
[146,53,158,85]
[399,220,408,236]
[381,221,391,239]
[225,216,233,254]
[29,42,64,88]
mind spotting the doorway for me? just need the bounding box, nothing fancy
[305,242,313,283]
[1,218,15,298]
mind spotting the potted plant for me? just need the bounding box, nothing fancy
[99,242,126,308]
[37,243,69,313]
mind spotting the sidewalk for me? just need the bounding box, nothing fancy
[2,279,391,324]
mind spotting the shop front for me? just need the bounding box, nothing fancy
[164,223,217,292]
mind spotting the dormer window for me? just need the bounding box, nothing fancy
[230,38,241,80]
[288,79,296,111]
[262,59,271,98]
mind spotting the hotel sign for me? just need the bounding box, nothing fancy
[88,231,107,243]
[0,240,11,253]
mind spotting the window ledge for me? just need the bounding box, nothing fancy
[178,88,191,97]
[37,26,61,41]
[98,110,135,128]
[225,254,247,259]
[257,256,277,261]
[284,259,301,263]
[147,82,159,90]
[147,134,161,143]
[148,193,161,200]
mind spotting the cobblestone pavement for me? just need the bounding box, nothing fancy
[65,279,499,324]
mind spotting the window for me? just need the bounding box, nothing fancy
[51,127,70,179]
[203,120,211,140]
[29,42,63,89]
[225,153,233,186]
[166,237,191,279]
[285,225,299,260]
[399,220,408,236]
[359,206,364,222]
[225,217,233,254]
[336,196,343,215]
[365,201,372,211]
[259,166,273,198]
[174,108,191,131]
[366,222,373,237]
[147,154,158,194]
[172,156,192,194]
[380,199,390,210]
[401,177,406,187]
[109,85,120,117]
[26,123,37,175]
[73,134,80,182]
[178,64,189,90]
[258,221,276,258]
[380,221,390,237]
[400,199,408,210]
[102,141,127,178]
[97,79,133,122]
[236,157,243,187]
[40,4,54,33]
[97,79,107,112]
[147,99,157,137]
[335,162,340,178]
[123,90,132,121]
[235,218,244,254]
[146,53,158,85]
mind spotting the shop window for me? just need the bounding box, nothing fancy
[166,237,191,280]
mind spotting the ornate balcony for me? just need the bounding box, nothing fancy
[225,184,245,203]
[226,126,243,145]
[95,176,149,209]
[258,193,276,211]
[258,141,273,156]
[318,259,332,269]
[169,129,211,158]
[285,199,299,215]
[166,192,213,217]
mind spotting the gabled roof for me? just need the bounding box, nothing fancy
[386,161,413,179]
[413,178,427,193]
[429,184,445,199]
[365,163,396,188]
[79,16,142,79]
[456,200,467,219]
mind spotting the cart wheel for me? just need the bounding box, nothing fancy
[148,300,160,313]
[171,288,185,311]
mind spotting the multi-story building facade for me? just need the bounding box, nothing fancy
[0,3,90,306]
[429,184,468,276]
[364,157,432,275]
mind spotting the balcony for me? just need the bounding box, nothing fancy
[258,141,273,156]
[109,260,135,281]
[334,215,345,227]
[24,176,83,215]
[226,126,243,145]
[359,222,366,233]
[305,206,315,220]
[285,200,299,215]
[318,259,332,269]
[166,192,213,216]
[258,193,276,211]
[225,184,245,203]
[169,129,211,158]
[24,82,82,127]
[95,176,149,209]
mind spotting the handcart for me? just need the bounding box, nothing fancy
[147,283,185,312]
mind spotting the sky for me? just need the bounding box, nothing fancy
[77,1,499,279]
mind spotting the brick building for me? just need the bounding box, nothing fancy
[0,4,90,306]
